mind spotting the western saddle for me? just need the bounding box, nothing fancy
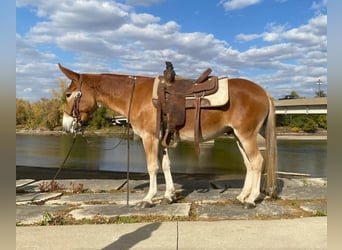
[155,61,219,154]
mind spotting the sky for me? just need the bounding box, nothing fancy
[16,0,327,101]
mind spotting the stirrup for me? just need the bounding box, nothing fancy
[162,130,177,148]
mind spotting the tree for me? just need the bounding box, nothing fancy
[315,90,326,97]
[45,98,63,129]
[290,90,300,98]
[87,106,112,129]
[16,98,31,126]
[52,78,68,104]
[16,78,68,130]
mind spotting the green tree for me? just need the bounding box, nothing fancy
[16,98,31,125]
[290,90,300,98]
[16,78,67,130]
[87,106,111,129]
[315,90,327,97]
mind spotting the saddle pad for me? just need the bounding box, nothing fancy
[152,76,229,107]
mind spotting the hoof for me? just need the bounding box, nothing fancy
[243,202,256,209]
[137,201,152,208]
[269,192,278,200]
[263,187,278,199]
[236,195,245,204]
[161,197,173,205]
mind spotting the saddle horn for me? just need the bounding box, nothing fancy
[164,61,176,83]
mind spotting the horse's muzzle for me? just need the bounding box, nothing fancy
[63,112,79,134]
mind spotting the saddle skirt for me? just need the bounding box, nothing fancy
[152,76,229,108]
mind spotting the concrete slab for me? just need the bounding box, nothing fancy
[279,185,326,200]
[16,192,63,205]
[16,204,68,225]
[16,218,327,250]
[16,179,36,189]
[304,177,327,186]
[15,176,327,230]
[19,179,129,193]
[186,188,241,203]
[300,201,327,215]
[177,218,327,250]
[209,179,244,189]
[197,201,292,219]
[176,179,214,190]
[16,222,178,250]
[20,179,179,193]
[46,192,147,205]
[60,179,128,192]
[118,179,183,192]
[15,175,328,249]
[279,177,327,187]
[68,203,191,220]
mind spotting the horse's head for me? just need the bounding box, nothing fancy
[58,63,98,133]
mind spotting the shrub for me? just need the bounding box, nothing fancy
[289,116,306,128]
[303,119,318,133]
[291,127,300,133]
[88,106,112,129]
[317,115,327,129]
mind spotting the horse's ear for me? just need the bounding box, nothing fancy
[58,63,80,81]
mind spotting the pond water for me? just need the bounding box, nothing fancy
[16,134,327,177]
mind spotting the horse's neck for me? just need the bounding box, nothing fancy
[94,74,133,116]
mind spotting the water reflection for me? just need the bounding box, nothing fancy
[16,134,327,177]
[169,139,244,174]
[277,140,326,177]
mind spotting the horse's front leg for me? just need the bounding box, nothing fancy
[138,135,160,208]
[160,148,175,204]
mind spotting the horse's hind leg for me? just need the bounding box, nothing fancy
[235,134,264,208]
[236,140,253,203]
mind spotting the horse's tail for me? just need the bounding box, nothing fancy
[264,93,278,198]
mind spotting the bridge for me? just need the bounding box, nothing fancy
[274,97,327,115]
[113,97,328,124]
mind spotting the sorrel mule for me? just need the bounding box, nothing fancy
[59,63,277,208]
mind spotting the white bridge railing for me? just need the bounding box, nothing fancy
[274,97,327,115]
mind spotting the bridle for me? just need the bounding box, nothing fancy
[62,73,137,206]
[66,73,136,135]
[67,74,84,134]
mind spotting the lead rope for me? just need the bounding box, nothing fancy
[48,133,78,187]
[126,76,136,206]
[47,75,84,189]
